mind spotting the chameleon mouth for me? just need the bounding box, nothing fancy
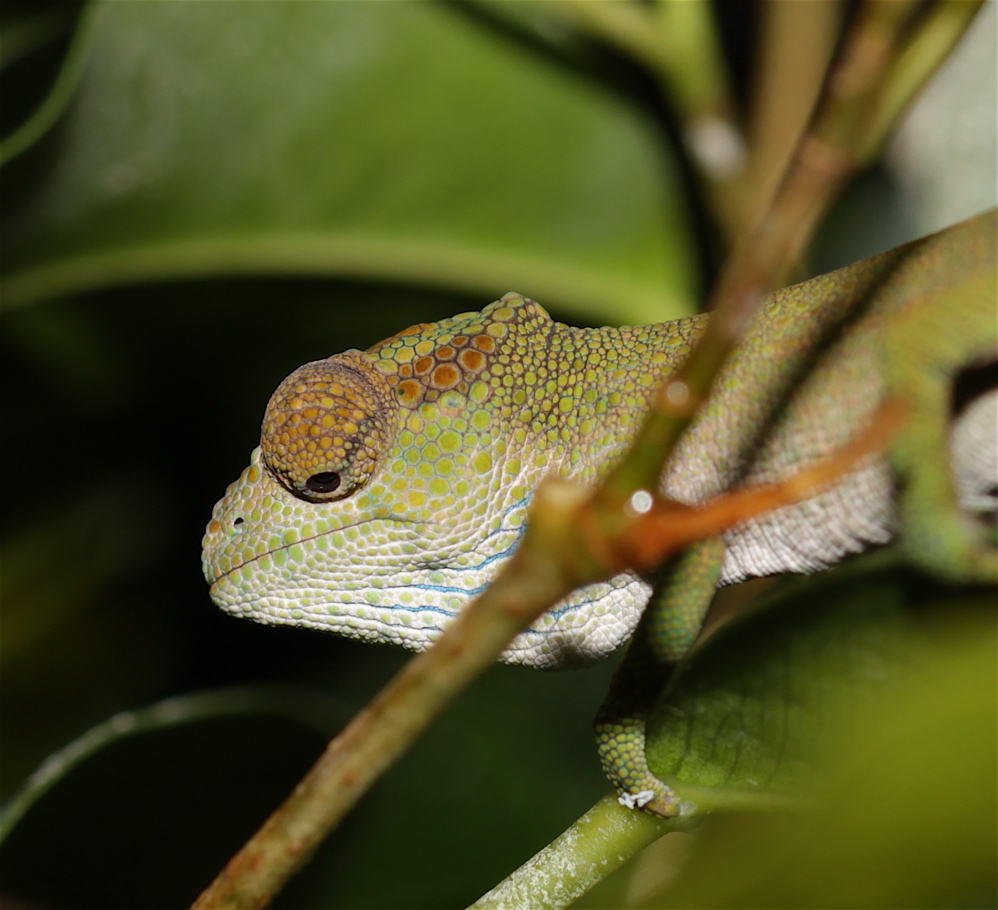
[205,515,427,586]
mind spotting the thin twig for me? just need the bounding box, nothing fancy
[602,0,983,500]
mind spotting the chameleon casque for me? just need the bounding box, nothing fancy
[203,211,997,813]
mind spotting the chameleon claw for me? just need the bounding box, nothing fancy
[617,785,679,816]
[618,789,657,809]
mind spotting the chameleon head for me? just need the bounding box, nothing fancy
[201,295,652,668]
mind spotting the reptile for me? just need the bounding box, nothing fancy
[202,210,997,815]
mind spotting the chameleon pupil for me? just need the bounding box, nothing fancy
[306,472,341,493]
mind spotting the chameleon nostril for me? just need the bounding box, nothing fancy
[233,517,244,528]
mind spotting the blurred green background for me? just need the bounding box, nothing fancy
[1,2,994,908]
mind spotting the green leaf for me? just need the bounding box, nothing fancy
[646,553,917,806]
[1,1,693,324]
[640,594,997,908]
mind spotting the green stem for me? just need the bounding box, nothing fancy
[0,686,341,845]
[468,786,798,910]
[467,794,676,910]
[0,3,102,165]
[861,0,986,163]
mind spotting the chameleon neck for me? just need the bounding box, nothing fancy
[362,298,710,489]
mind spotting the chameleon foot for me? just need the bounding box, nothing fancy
[594,539,724,816]
[595,710,680,817]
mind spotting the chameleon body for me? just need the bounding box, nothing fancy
[203,211,996,670]
[203,212,996,809]
[205,300,703,668]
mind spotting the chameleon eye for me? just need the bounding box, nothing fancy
[260,353,397,503]
[305,472,341,494]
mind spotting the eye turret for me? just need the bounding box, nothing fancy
[260,353,397,502]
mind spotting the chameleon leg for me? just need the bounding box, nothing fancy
[594,535,725,816]
[885,270,998,583]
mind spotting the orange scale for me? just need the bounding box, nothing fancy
[430,363,460,389]
[458,349,485,372]
[397,380,424,405]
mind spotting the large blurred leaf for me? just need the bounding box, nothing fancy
[1,1,693,323]
[639,597,996,908]
[646,556,917,804]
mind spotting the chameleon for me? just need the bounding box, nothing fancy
[203,210,996,814]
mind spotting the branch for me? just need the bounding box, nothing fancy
[602,0,985,498]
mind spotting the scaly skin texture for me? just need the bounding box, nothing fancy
[204,298,706,667]
[203,211,997,676]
